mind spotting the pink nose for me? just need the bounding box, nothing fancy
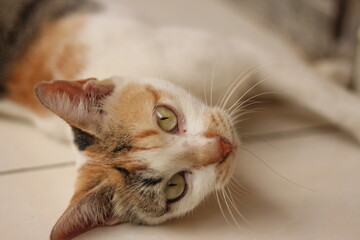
[219,137,232,160]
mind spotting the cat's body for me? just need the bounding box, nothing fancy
[1,1,360,240]
[3,1,360,142]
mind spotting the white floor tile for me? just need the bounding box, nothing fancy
[0,118,73,172]
[0,166,76,240]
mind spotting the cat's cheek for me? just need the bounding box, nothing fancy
[169,167,217,217]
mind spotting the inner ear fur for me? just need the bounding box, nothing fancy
[50,184,117,240]
[35,78,115,134]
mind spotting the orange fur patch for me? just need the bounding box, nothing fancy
[5,16,87,115]
[135,129,159,139]
[109,83,162,127]
[145,86,160,103]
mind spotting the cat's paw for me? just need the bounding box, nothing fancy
[33,115,72,143]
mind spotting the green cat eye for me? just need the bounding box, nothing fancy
[165,173,186,202]
[155,106,178,132]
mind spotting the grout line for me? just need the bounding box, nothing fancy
[242,124,339,143]
[0,161,76,176]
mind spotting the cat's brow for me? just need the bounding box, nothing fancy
[112,166,130,175]
[140,178,163,186]
[145,86,160,102]
[135,130,159,139]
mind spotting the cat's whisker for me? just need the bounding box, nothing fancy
[231,108,265,125]
[219,63,273,109]
[229,176,248,190]
[229,178,249,195]
[227,92,263,117]
[233,118,250,126]
[224,186,252,228]
[225,78,269,114]
[229,100,266,119]
[230,102,266,116]
[228,91,277,117]
[210,60,218,106]
[203,74,209,107]
[220,188,244,231]
[217,67,251,108]
[227,185,250,207]
[229,100,263,119]
[219,75,249,110]
[214,190,233,226]
[231,107,265,123]
[239,146,316,192]
[218,67,259,109]
[231,108,265,124]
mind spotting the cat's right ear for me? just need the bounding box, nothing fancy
[35,78,115,135]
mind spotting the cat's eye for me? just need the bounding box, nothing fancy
[165,172,186,202]
[155,106,178,132]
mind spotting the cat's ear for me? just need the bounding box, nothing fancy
[35,78,115,134]
[50,185,119,240]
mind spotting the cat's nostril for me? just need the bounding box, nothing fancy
[219,137,232,160]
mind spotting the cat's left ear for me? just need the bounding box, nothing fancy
[50,185,119,240]
[35,78,115,134]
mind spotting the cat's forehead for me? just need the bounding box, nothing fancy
[111,76,202,103]
[107,76,209,129]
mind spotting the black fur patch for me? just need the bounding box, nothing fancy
[71,126,95,151]
[112,142,132,153]
[0,0,99,96]
[6,0,96,45]
[7,0,48,45]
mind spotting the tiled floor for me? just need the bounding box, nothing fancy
[1,102,359,240]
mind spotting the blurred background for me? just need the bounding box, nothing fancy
[0,0,360,240]
[229,0,360,89]
[120,0,360,90]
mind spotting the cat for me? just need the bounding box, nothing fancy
[1,1,360,240]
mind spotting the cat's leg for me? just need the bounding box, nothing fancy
[0,99,88,168]
[222,33,360,142]
[0,99,71,142]
[258,60,360,142]
[0,99,34,120]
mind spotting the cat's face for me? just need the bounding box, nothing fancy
[36,76,239,240]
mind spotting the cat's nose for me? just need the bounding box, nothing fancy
[219,137,232,161]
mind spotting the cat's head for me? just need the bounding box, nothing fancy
[36,76,240,240]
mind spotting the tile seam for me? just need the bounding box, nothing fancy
[0,161,75,176]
